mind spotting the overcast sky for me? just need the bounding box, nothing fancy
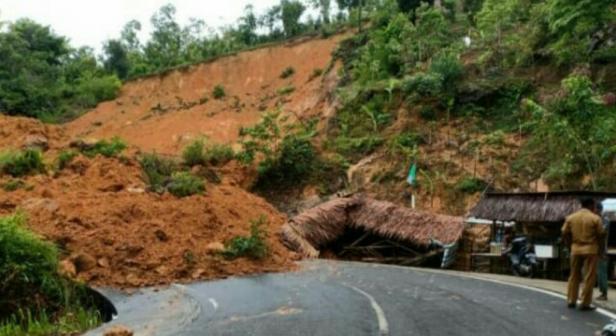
[0,0,284,51]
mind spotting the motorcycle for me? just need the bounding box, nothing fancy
[502,236,538,278]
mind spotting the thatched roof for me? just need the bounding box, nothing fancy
[280,195,464,258]
[469,191,616,223]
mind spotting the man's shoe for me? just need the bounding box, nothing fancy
[596,295,608,301]
[567,303,576,308]
[579,305,596,311]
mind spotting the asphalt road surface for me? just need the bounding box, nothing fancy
[89,260,612,336]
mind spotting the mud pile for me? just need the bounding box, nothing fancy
[0,116,294,288]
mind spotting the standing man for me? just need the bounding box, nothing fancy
[597,203,610,301]
[562,197,605,310]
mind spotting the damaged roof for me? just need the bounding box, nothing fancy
[280,195,464,258]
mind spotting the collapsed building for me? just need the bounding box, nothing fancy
[280,194,464,268]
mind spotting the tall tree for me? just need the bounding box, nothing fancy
[144,4,184,70]
[102,39,130,79]
[238,5,258,45]
[280,0,306,37]
[309,0,332,24]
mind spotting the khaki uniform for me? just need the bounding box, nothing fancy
[562,208,605,307]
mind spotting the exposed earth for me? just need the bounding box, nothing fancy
[89,261,612,336]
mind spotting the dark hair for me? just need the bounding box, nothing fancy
[597,203,604,212]
[580,197,596,210]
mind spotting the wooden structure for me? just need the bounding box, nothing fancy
[280,194,464,267]
[467,191,616,280]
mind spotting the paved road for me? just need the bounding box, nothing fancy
[89,261,611,336]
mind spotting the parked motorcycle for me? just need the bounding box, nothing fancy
[502,236,538,278]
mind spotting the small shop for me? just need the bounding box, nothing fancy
[459,191,616,280]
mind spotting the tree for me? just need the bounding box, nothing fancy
[280,0,306,37]
[144,4,184,70]
[238,5,258,45]
[309,0,332,24]
[102,39,130,79]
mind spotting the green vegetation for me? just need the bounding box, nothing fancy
[0,20,121,122]
[278,85,296,95]
[167,172,205,197]
[0,213,101,334]
[223,216,268,260]
[139,152,179,193]
[280,66,296,79]
[456,177,488,194]
[80,137,127,158]
[239,112,320,189]
[212,85,226,99]
[2,179,26,192]
[182,139,235,167]
[0,149,45,177]
[55,150,78,171]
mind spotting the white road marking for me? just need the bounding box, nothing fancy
[420,270,616,321]
[209,298,219,310]
[346,284,389,336]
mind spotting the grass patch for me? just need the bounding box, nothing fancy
[0,149,45,177]
[81,137,127,158]
[0,213,101,334]
[2,179,26,192]
[456,177,488,194]
[183,139,235,167]
[280,67,295,79]
[309,68,323,81]
[167,172,205,197]
[212,85,226,99]
[55,150,78,171]
[277,85,296,96]
[139,153,179,193]
[222,216,268,260]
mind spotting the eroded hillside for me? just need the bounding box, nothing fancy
[67,35,346,154]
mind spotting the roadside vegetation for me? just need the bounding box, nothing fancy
[223,216,269,260]
[0,213,101,335]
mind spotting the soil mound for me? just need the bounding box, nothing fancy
[66,35,345,154]
[0,113,295,287]
[0,154,294,288]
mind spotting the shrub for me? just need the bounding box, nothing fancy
[277,85,295,96]
[401,72,443,96]
[167,172,205,197]
[205,144,235,166]
[2,179,26,192]
[280,67,295,79]
[430,52,463,92]
[256,135,316,188]
[420,106,437,120]
[212,85,226,99]
[0,213,99,329]
[182,139,207,167]
[456,177,487,193]
[310,68,323,80]
[0,149,45,177]
[484,130,506,146]
[138,153,179,193]
[222,216,268,260]
[81,137,127,158]
[55,150,78,171]
[333,136,384,159]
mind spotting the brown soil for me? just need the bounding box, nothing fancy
[0,116,295,288]
[66,35,346,155]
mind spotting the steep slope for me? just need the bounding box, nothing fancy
[67,35,346,154]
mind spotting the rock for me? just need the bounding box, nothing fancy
[22,134,49,151]
[155,265,169,276]
[205,242,225,254]
[103,325,134,336]
[59,260,77,278]
[40,189,53,198]
[70,138,99,150]
[125,274,142,287]
[191,268,206,279]
[99,183,125,192]
[21,198,59,213]
[71,253,97,273]
[154,229,169,242]
[97,257,110,268]
[127,187,145,194]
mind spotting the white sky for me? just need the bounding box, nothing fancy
[0,0,285,52]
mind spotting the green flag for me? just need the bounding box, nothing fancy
[407,163,417,186]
